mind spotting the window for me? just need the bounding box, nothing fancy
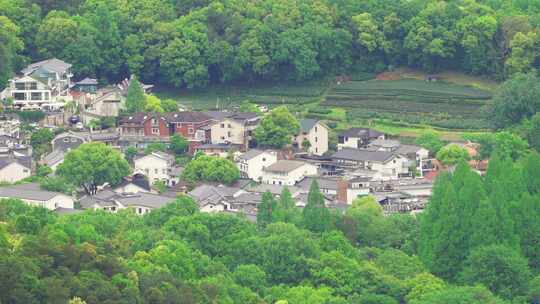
[138,208,143,214]
[23,169,29,173]
[31,92,41,100]
[221,136,225,140]
[188,128,194,134]
[315,147,318,153]
[315,126,318,132]
[63,138,69,142]
[154,169,158,174]
[162,169,167,174]
[227,124,232,128]
[29,82,37,90]
[262,158,266,162]
[15,83,25,90]
[220,123,225,128]
[315,137,318,143]
[151,128,159,134]
[145,168,149,174]
[151,118,157,125]
[44,92,50,100]
[227,131,232,137]
[13,93,25,100]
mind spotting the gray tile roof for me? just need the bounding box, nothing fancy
[0,155,31,170]
[368,139,400,149]
[238,149,265,161]
[264,160,309,173]
[75,77,98,85]
[166,112,212,123]
[300,119,318,133]
[115,192,175,209]
[22,58,72,75]
[297,177,339,191]
[0,183,64,201]
[43,149,65,167]
[338,128,384,138]
[396,144,423,154]
[188,185,241,202]
[332,148,395,163]
[247,184,301,196]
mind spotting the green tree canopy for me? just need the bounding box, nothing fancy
[253,106,300,149]
[182,154,239,185]
[57,142,130,194]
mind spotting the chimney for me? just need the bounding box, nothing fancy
[336,178,348,204]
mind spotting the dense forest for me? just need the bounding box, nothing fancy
[1,152,540,303]
[2,0,540,89]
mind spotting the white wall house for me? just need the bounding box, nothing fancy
[332,148,409,180]
[133,151,175,186]
[337,128,385,150]
[1,58,73,109]
[0,158,31,183]
[396,144,430,177]
[237,149,278,181]
[210,113,259,150]
[261,160,318,186]
[0,183,74,210]
[293,119,329,156]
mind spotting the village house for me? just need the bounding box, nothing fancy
[237,149,278,181]
[0,155,32,183]
[298,176,371,204]
[119,112,213,152]
[293,119,329,156]
[0,183,74,210]
[112,175,153,194]
[367,139,430,177]
[188,184,244,213]
[1,58,73,109]
[80,190,174,215]
[73,77,98,93]
[209,112,260,151]
[194,143,242,158]
[79,88,124,125]
[332,148,408,180]
[337,128,385,150]
[0,114,21,139]
[133,151,177,186]
[261,160,318,186]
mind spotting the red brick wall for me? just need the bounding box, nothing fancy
[143,117,169,137]
[174,121,211,139]
[336,179,348,203]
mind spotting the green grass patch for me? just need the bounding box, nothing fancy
[154,79,329,110]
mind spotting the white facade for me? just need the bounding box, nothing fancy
[237,150,277,181]
[262,161,318,186]
[211,118,245,145]
[338,134,385,150]
[113,183,150,194]
[133,153,174,186]
[0,194,74,210]
[370,155,409,180]
[0,162,31,183]
[6,76,52,107]
[294,121,329,156]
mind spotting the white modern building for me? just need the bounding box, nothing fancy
[0,183,74,210]
[237,149,278,182]
[261,160,318,186]
[133,151,177,186]
[293,119,329,156]
[1,58,73,109]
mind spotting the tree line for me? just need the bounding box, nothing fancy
[2,151,540,303]
[2,0,540,89]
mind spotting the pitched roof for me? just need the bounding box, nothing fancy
[115,192,174,208]
[369,139,400,149]
[246,184,301,196]
[332,148,395,163]
[22,58,72,75]
[114,176,151,192]
[43,149,65,167]
[264,160,310,173]
[0,183,65,201]
[238,149,265,161]
[75,77,98,85]
[338,128,384,138]
[0,155,31,170]
[297,177,339,191]
[300,119,318,133]
[396,144,424,155]
[188,185,241,202]
[119,113,166,124]
[166,112,212,123]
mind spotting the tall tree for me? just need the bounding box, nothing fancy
[253,106,300,149]
[302,180,331,233]
[257,191,277,228]
[125,76,146,113]
[57,142,130,194]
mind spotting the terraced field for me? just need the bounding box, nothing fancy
[323,79,493,130]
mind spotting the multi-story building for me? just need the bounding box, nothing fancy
[133,151,176,186]
[293,119,329,156]
[209,112,260,151]
[237,149,278,181]
[337,128,385,150]
[1,58,73,109]
[261,160,318,186]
